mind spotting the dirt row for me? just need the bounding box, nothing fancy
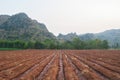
[0,50,120,80]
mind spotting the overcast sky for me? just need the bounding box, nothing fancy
[0,0,120,35]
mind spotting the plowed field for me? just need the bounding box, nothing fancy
[0,49,120,80]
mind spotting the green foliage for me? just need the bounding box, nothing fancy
[26,41,35,49]
[57,38,109,49]
[43,39,58,49]
[0,38,109,50]
[72,38,85,49]
[34,41,44,49]
[101,40,109,49]
[0,40,26,49]
[0,48,21,50]
[59,41,73,49]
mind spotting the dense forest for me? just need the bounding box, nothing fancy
[0,38,109,49]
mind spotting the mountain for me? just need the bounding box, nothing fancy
[57,33,78,41]
[57,33,94,41]
[79,33,95,41]
[57,29,120,46]
[0,15,10,25]
[0,13,55,41]
[0,13,119,47]
[95,29,120,46]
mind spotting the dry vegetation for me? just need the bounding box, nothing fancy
[0,50,120,80]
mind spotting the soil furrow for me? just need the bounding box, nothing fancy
[35,53,57,80]
[71,53,120,80]
[62,53,79,80]
[0,54,50,79]
[68,53,109,80]
[57,51,65,80]
[12,53,55,80]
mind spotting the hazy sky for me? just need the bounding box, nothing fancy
[0,0,120,35]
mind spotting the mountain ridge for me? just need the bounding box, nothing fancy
[57,29,120,47]
[0,12,119,47]
[0,13,56,41]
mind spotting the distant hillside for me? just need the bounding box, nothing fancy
[58,33,78,41]
[0,13,119,47]
[0,13,55,41]
[0,15,10,25]
[95,29,120,46]
[57,33,94,41]
[57,29,120,47]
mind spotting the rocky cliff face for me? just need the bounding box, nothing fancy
[0,13,55,41]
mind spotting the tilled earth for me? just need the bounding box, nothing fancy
[0,49,120,80]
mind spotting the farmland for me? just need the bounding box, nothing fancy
[0,50,120,80]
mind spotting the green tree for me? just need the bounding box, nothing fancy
[34,41,45,49]
[102,40,109,49]
[72,38,85,49]
[26,41,35,49]
[43,39,57,49]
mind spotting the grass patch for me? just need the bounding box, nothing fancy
[0,48,22,50]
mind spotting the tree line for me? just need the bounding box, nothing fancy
[0,38,109,49]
